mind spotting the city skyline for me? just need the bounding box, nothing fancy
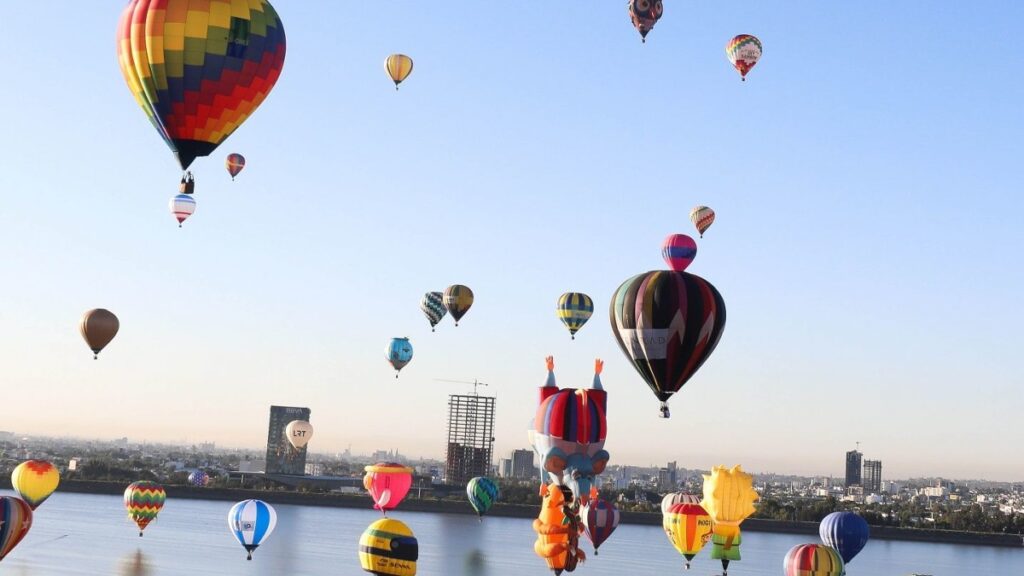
[1,3,1021,483]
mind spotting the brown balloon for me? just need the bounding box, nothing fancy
[80,309,119,359]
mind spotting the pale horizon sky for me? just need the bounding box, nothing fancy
[1,2,1021,483]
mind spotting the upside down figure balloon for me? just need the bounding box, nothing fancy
[533,482,585,575]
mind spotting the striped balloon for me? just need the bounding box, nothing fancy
[228,499,277,561]
[557,292,594,339]
[0,497,32,562]
[783,543,846,576]
[359,518,418,576]
[124,481,166,536]
[420,292,447,332]
[661,234,697,272]
[660,492,702,515]
[11,460,60,509]
[385,54,414,90]
[582,498,620,554]
[726,34,762,81]
[169,194,196,228]
[663,502,713,567]
[689,206,715,237]
[226,153,246,180]
[188,471,210,487]
[442,285,474,325]
[466,477,500,519]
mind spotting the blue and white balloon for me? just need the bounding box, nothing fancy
[228,499,277,560]
[819,511,870,564]
[386,337,414,377]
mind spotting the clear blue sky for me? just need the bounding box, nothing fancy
[1,2,1021,481]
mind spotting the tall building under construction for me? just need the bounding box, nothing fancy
[445,394,495,485]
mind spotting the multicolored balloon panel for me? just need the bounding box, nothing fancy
[11,460,60,509]
[442,285,474,325]
[609,270,726,417]
[0,497,32,562]
[557,292,594,339]
[689,205,715,237]
[123,481,166,536]
[726,34,762,80]
[228,499,277,561]
[783,543,846,576]
[116,0,287,169]
[582,498,620,553]
[420,291,447,331]
[359,518,418,576]
[627,0,664,42]
[466,477,500,518]
[661,234,697,272]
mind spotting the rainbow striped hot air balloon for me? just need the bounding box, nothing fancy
[0,497,32,562]
[783,543,846,576]
[11,460,60,509]
[726,35,762,81]
[124,481,166,537]
[557,292,594,340]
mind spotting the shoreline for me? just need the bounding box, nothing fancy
[19,479,1022,549]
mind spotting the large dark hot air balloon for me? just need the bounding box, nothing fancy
[80,309,119,359]
[628,0,664,43]
[609,271,726,418]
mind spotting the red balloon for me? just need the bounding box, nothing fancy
[661,234,697,272]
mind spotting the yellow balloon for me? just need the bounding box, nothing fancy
[359,518,418,576]
[663,503,713,568]
[11,460,60,509]
[701,464,758,552]
[385,54,414,89]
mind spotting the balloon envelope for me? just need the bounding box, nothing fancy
[11,460,59,509]
[689,206,715,237]
[661,234,697,272]
[385,54,414,89]
[228,499,277,560]
[170,194,196,226]
[386,338,414,375]
[628,0,664,42]
[466,477,500,518]
[226,153,246,179]
[819,511,869,564]
[663,502,713,564]
[116,0,286,170]
[285,420,314,449]
[726,35,762,80]
[80,309,119,358]
[123,481,166,535]
[359,518,418,576]
[661,492,702,515]
[0,496,32,562]
[557,292,594,339]
[363,463,414,513]
[442,285,474,325]
[188,471,210,487]
[420,292,447,331]
[582,498,620,552]
[783,543,845,576]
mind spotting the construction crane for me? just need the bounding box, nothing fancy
[435,379,489,396]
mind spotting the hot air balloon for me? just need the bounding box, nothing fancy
[582,498,619,555]
[557,293,594,340]
[689,206,715,237]
[819,512,869,564]
[661,492,702,515]
[386,338,414,377]
[11,460,60,510]
[609,270,726,418]
[661,234,697,272]
[169,194,196,227]
[226,153,246,180]
[0,497,32,563]
[533,482,584,575]
[363,463,414,515]
[359,517,418,576]
[442,285,474,326]
[116,0,286,179]
[628,0,664,43]
[530,357,609,505]
[420,292,447,332]
[466,477,500,520]
[783,543,846,576]
[285,420,314,450]
[188,471,210,487]
[701,465,759,575]
[228,499,277,561]
[385,54,414,90]
[726,35,762,81]
[124,481,166,537]
[80,308,119,359]
[664,502,713,569]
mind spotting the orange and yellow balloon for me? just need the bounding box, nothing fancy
[663,502,712,569]
[11,461,60,510]
[385,54,414,90]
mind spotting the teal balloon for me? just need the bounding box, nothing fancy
[466,477,499,518]
[386,337,413,377]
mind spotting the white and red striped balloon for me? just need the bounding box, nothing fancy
[169,194,196,228]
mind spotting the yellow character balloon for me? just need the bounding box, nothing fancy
[701,465,758,575]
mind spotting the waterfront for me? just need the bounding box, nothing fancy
[2,491,1019,575]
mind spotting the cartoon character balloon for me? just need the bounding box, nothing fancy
[661,234,697,272]
[188,471,210,487]
[689,206,715,237]
[664,502,713,569]
[466,477,500,520]
[557,293,594,340]
[783,543,845,576]
[116,1,286,171]
[228,499,277,561]
[80,309,119,359]
[420,291,447,332]
[226,153,246,180]
[701,465,759,575]
[726,35,762,81]
[359,518,418,576]
[363,463,414,515]
[385,54,414,90]
[819,512,869,564]
[529,357,609,505]
[169,194,196,227]
[609,271,726,418]
[533,482,584,574]
[285,420,314,450]
[443,285,474,326]
[582,498,619,555]
[628,0,664,43]
[124,481,166,536]
[0,497,32,562]
[11,460,60,509]
[386,338,414,377]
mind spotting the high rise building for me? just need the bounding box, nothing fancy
[445,394,495,485]
[265,405,311,475]
[863,460,882,494]
[845,449,863,487]
[511,449,536,480]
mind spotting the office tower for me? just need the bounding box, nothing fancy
[265,405,311,475]
[511,449,536,480]
[445,394,495,485]
[863,459,882,494]
[845,449,863,487]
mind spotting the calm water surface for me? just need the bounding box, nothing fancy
[1,490,1019,575]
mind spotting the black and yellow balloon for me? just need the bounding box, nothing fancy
[359,518,418,576]
[557,292,594,340]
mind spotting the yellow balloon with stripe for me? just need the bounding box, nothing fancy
[11,460,60,509]
[557,292,593,340]
[385,54,414,90]
[359,518,418,576]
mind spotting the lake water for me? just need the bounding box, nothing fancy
[1,490,1019,575]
